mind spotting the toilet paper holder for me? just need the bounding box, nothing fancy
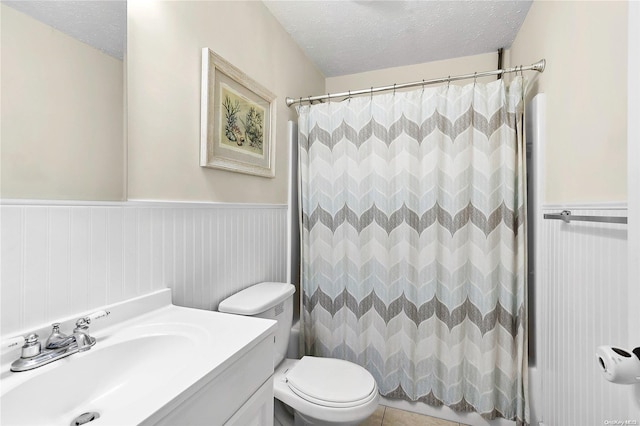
[596,346,640,384]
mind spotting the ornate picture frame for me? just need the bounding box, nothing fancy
[200,48,276,177]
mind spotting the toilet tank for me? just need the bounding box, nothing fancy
[218,282,295,367]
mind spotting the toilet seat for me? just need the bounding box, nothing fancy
[285,356,377,408]
[274,358,380,425]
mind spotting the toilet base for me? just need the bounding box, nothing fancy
[293,409,362,426]
[275,399,363,426]
[274,400,294,426]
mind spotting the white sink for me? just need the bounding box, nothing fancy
[0,290,276,426]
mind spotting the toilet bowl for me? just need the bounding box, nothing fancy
[219,282,379,426]
[274,358,379,425]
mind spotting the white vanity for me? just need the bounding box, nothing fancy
[0,289,276,425]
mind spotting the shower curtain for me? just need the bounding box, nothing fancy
[297,77,528,424]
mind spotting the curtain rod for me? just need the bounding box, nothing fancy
[286,59,546,107]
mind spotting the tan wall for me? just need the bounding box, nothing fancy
[1,5,125,201]
[509,0,627,204]
[127,1,325,204]
[6,0,624,205]
[326,52,499,93]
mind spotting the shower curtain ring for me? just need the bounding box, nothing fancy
[327,93,331,104]
[447,76,451,88]
[393,83,396,95]
[299,97,302,105]
[308,96,312,104]
[473,72,478,85]
[422,79,425,91]
[370,87,373,99]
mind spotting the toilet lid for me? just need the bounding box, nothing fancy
[285,356,377,408]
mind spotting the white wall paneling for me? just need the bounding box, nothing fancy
[540,206,629,425]
[0,201,287,337]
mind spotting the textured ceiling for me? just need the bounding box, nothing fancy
[263,0,532,77]
[3,0,126,60]
[3,1,530,73]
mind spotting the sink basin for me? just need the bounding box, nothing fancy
[0,290,276,426]
[3,333,193,425]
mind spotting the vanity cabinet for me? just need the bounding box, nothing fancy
[150,334,275,426]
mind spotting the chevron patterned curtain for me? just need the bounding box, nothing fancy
[297,77,528,424]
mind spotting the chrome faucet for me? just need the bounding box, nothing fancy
[9,311,109,372]
[44,319,96,352]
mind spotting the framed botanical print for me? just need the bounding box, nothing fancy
[200,48,276,177]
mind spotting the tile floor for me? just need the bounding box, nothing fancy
[361,406,469,426]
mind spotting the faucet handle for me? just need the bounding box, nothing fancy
[75,317,89,330]
[2,335,26,353]
[75,310,110,331]
[87,310,110,322]
[2,333,40,356]
[21,334,41,358]
[2,334,41,359]
[24,334,38,345]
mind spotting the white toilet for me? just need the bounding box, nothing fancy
[219,282,379,426]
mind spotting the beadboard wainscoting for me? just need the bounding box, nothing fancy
[0,201,287,336]
[539,205,629,426]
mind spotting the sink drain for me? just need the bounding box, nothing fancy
[70,412,100,426]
